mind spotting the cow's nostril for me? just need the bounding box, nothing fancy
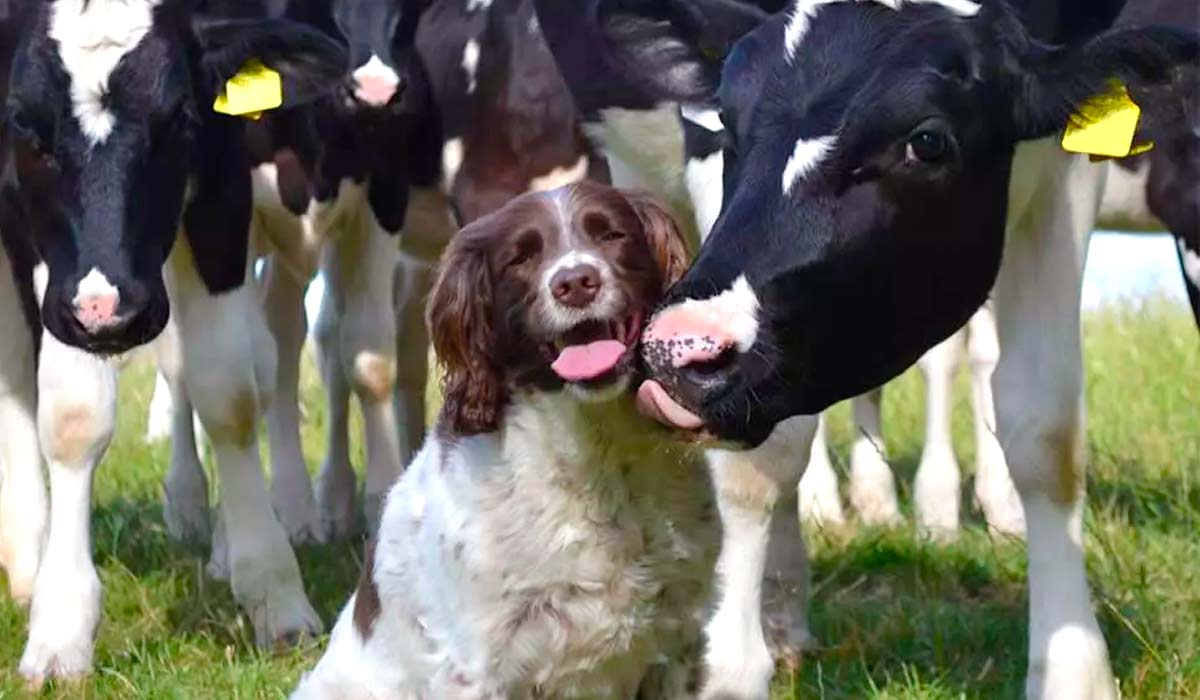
[681,346,737,378]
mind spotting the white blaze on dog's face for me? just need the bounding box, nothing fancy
[428,181,690,434]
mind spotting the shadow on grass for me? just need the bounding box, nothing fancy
[88,497,365,652]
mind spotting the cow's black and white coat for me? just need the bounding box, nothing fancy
[0,0,350,684]
[532,1,1196,698]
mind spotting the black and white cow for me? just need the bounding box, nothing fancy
[149,0,601,548]
[534,0,1196,697]
[0,0,348,684]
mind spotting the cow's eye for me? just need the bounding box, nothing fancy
[906,129,948,164]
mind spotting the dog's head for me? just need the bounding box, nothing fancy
[428,181,690,435]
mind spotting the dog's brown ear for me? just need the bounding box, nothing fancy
[627,191,692,289]
[427,233,503,435]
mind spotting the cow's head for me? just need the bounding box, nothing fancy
[296,0,429,112]
[604,0,1197,445]
[4,0,345,354]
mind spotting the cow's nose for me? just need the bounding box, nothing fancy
[550,264,601,308]
[351,55,402,107]
[71,269,134,334]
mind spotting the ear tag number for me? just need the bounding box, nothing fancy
[1062,81,1154,160]
[213,59,283,119]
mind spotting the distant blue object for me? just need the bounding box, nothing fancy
[1083,231,1188,310]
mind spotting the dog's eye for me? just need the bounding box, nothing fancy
[600,230,626,243]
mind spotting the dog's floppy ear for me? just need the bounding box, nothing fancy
[428,231,503,435]
[627,191,692,290]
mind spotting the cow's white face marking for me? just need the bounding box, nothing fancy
[1179,238,1200,288]
[784,0,979,64]
[782,135,836,194]
[685,151,724,240]
[50,0,163,146]
[74,267,118,305]
[462,39,481,94]
[466,0,492,11]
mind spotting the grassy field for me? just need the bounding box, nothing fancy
[1,297,1197,698]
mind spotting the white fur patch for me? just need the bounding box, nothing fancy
[462,39,480,94]
[684,150,724,240]
[675,274,760,352]
[441,138,464,194]
[784,0,979,63]
[73,267,118,304]
[50,0,162,146]
[528,156,589,193]
[680,104,723,133]
[1178,238,1200,288]
[782,135,835,194]
[466,0,492,10]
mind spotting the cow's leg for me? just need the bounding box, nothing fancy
[145,371,173,443]
[913,329,965,539]
[392,258,434,470]
[167,239,320,646]
[312,282,357,540]
[157,317,211,545]
[847,388,900,526]
[966,302,1024,537]
[703,416,818,700]
[996,144,1114,699]
[262,255,325,544]
[797,413,844,526]
[19,330,115,684]
[0,249,45,607]
[312,199,402,538]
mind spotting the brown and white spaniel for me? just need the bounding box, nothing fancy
[293,181,718,699]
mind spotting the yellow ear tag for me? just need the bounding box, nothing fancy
[1061,81,1154,159]
[213,59,283,119]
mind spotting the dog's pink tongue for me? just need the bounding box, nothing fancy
[552,340,627,381]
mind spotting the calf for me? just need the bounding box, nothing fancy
[0,0,346,684]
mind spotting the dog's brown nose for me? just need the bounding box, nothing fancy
[550,264,601,308]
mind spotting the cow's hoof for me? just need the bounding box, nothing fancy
[163,483,211,546]
[274,490,328,547]
[19,574,100,688]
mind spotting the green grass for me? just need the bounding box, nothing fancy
[2,297,1198,698]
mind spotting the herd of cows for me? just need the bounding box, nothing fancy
[0,0,1196,697]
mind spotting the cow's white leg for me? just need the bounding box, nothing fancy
[314,197,402,537]
[0,252,45,607]
[157,318,211,545]
[703,416,818,700]
[262,256,325,544]
[145,371,173,443]
[312,284,357,540]
[19,330,115,684]
[167,238,320,646]
[966,302,1024,537]
[913,328,965,539]
[392,258,433,471]
[847,388,900,526]
[797,413,844,526]
[996,143,1114,700]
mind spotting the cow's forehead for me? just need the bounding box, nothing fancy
[48,0,167,146]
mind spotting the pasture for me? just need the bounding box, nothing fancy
[1,296,1196,698]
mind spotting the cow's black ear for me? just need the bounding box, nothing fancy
[598,0,766,103]
[192,17,348,108]
[1008,24,1198,142]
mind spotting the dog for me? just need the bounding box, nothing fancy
[292,181,719,699]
